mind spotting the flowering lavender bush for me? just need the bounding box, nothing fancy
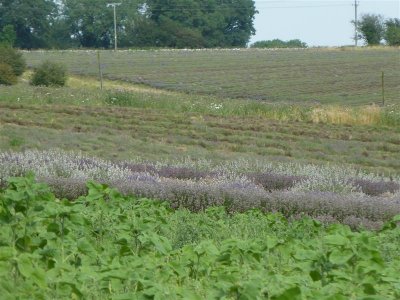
[1,149,399,229]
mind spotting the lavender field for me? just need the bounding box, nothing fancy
[1,150,399,230]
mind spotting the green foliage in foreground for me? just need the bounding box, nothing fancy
[0,175,399,299]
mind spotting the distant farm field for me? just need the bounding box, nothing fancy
[23,48,400,105]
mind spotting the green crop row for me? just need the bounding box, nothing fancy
[0,174,399,299]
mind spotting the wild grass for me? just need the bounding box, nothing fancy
[1,74,399,127]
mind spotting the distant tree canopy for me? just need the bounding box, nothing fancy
[0,0,257,49]
[385,18,400,46]
[133,0,257,48]
[0,25,17,46]
[354,14,400,46]
[356,14,385,46]
[251,39,307,49]
[0,0,57,49]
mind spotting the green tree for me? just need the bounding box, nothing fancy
[62,0,113,48]
[0,0,257,49]
[357,14,385,46]
[0,0,57,49]
[47,18,78,49]
[62,0,142,48]
[385,18,400,46]
[134,0,257,48]
[0,25,17,46]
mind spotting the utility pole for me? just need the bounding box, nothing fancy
[353,0,359,46]
[107,3,122,51]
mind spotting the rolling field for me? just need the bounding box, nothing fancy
[23,48,400,105]
[0,74,399,174]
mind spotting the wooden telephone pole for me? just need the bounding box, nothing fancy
[353,0,359,46]
[107,3,122,51]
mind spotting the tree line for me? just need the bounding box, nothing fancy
[0,1,398,50]
[0,0,257,49]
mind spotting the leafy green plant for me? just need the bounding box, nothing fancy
[30,60,67,87]
[0,175,399,299]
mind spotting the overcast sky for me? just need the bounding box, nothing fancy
[251,0,400,46]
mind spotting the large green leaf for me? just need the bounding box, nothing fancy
[271,286,302,300]
[329,249,354,265]
[323,235,349,246]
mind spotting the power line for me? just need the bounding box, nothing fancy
[139,2,352,11]
[257,4,351,9]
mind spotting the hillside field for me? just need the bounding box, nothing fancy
[0,71,399,174]
[23,48,400,105]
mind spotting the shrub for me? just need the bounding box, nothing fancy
[248,172,304,191]
[0,45,26,76]
[251,39,307,48]
[30,60,67,87]
[0,63,17,85]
